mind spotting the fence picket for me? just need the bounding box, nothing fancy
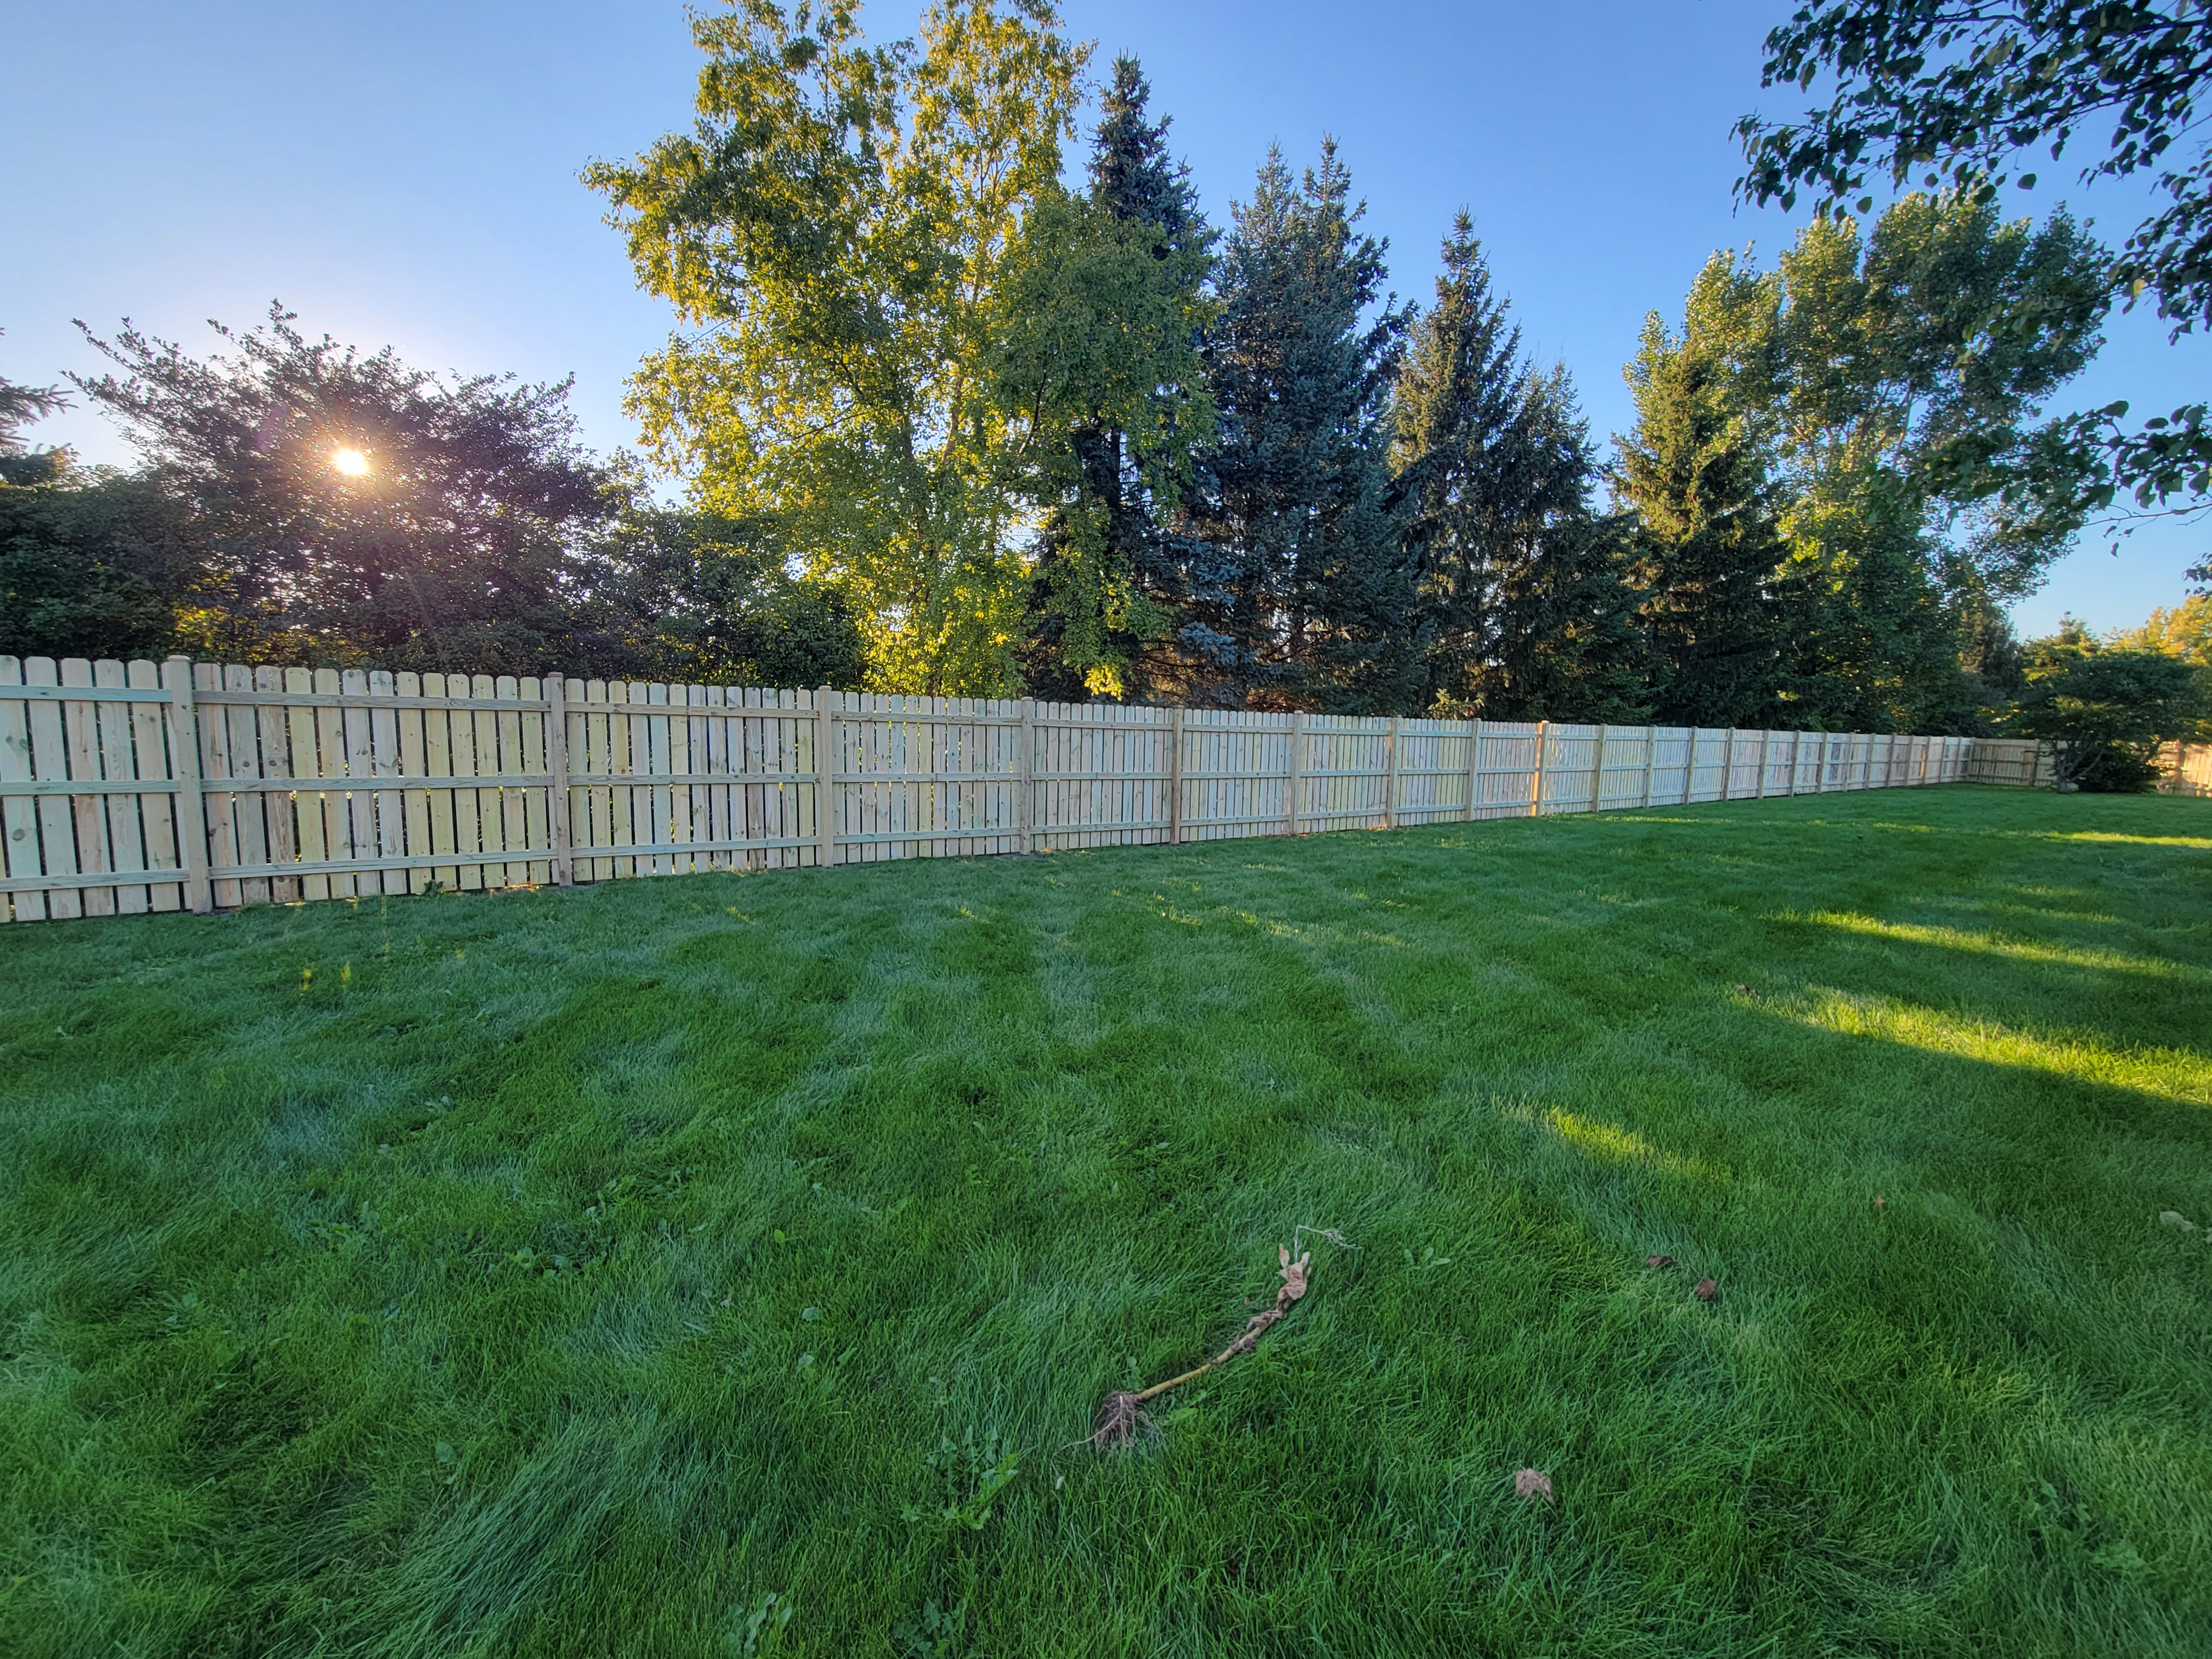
[308,668,349,898]
[2155,740,2211,795]
[92,661,147,915]
[24,659,82,921]
[372,670,408,894]
[59,659,114,917]
[493,675,527,887]
[284,669,328,901]
[252,665,298,904]
[1,658,44,922]
[126,659,181,913]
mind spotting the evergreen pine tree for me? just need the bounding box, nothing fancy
[1391,217,1641,718]
[1087,54,1202,251]
[1014,55,1213,700]
[1180,142,1416,710]
[1454,372,1649,720]
[1614,263,1794,727]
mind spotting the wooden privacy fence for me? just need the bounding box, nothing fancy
[1958,737,2212,794]
[3,653,1984,922]
[2155,742,2212,798]
[1962,737,2058,788]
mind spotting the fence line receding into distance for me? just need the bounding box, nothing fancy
[0,652,2156,923]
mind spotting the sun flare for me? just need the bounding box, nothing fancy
[331,447,370,477]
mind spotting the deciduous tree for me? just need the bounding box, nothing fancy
[0,465,193,662]
[589,484,868,687]
[1735,2,2212,535]
[2015,633,2204,788]
[1619,194,2109,730]
[70,306,611,672]
[588,0,1087,696]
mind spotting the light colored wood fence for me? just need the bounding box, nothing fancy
[1,653,1994,922]
[2156,742,2212,798]
[1963,737,2057,788]
[1964,737,2212,794]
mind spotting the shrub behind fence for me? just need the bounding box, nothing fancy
[0,651,2026,922]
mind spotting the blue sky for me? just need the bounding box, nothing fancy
[7,0,2205,635]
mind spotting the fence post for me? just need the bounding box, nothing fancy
[1719,727,1736,801]
[1589,724,1607,812]
[1384,714,1400,829]
[161,654,212,915]
[1530,720,1548,817]
[814,687,837,869]
[1465,717,1483,821]
[1018,697,1035,853]
[544,672,573,887]
[1754,730,1770,798]
[1287,710,1305,836]
[1640,724,1656,808]
[1168,706,1185,843]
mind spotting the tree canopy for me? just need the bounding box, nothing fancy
[1177,143,1414,710]
[70,306,612,672]
[586,0,1087,696]
[15,3,2194,752]
[1616,193,2111,731]
[991,55,1216,700]
[1735,2,2212,533]
[2014,631,2204,788]
[0,331,71,487]
[1394,217,1645,720]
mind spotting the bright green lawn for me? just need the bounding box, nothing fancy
[3,787,2210,1658]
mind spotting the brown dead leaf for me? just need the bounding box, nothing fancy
[1646,1254,1675,1269]
[1514,1468,1555,1506]
[1734,983,1753,995]
[1277,1247,1312,1305]
[1694,1277,1718,1302]
[1874,1193,1887,1210]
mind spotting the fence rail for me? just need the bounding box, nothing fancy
[0,651,2024,922]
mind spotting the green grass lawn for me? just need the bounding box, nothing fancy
[3,787,2210,1658]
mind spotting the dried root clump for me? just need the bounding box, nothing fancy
[1087,1242,1330,1452]
[1090,1390,1145,1449]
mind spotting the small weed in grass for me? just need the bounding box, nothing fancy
[1,787,2209,1656]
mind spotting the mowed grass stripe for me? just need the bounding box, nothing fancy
[1,787,2208,1657]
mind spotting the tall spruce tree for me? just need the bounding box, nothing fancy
[1001,55,1215,700]
[1180,142,1416,710]
[1615,254,1795,726]
[1087,54,1203,246]
[1455,375,1649,721]
[1392,216,1644,719]
[1,332,71,487]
